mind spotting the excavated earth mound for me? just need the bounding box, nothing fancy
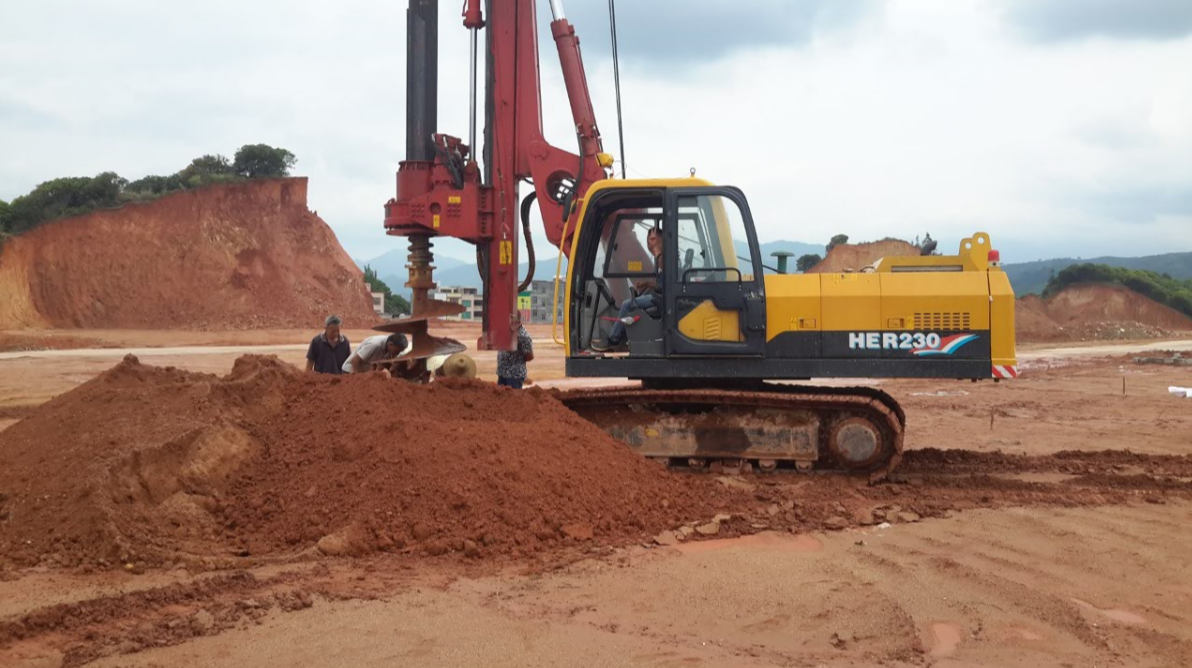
[807,239,920,273]
[1016,284,1192,342]
[0,356,735,569]
[0,178,376,329]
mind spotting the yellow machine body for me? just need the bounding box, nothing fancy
[561,178,1017,382]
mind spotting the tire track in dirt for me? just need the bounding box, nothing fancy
[858,503,1192,664]
[0,570,308,667]
[5,500,1191,666]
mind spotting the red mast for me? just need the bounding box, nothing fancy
[383,0,608,351]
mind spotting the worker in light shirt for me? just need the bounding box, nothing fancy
[342,333,409,373]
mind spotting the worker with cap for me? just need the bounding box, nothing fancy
[306,315,351,373]
[343,333,410,374]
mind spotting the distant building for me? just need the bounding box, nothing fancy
[432,281,560,323]
[527,280,563,324]
[517,291,532,323]
[433,286,484,321]
[369,291,385,315]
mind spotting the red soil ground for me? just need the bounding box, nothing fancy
[3,351,1192,667]
[0,355,739,570]
[5,351,1191,578]
[0,178,376,330]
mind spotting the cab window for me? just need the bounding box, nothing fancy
[675,194,755,282]
[604,212,662,279]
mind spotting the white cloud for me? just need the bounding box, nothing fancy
[2,0,1190,266]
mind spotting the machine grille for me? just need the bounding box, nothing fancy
[913,312,971,330]
[702,318,722,340]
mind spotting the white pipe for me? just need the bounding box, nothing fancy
[468,27,478,153]
[549,0,565,21]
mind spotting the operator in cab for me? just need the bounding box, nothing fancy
[597,225,663,352]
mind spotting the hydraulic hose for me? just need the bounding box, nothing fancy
[518,191,537,292]
[560,131,585,225]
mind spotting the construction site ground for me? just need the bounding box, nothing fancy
[2,324,1191,667]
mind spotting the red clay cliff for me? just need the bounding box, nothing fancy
[0,178,377,329]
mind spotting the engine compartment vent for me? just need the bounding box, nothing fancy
[913,312,972,330]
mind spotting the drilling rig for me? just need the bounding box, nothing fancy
[377,0,1017,478]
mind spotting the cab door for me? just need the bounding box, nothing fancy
[664,187,766,356]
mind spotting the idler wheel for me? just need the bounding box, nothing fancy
[828,417,886,471]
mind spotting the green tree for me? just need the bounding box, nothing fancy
[362,265,412,316]
[1043,263,1192,318]
[125,174,183,196]
[84,171,127,206]
[176,154,236,188]
[233,144,297,179]
[2,144,302,239]
[826,234,849,253]
[4,173,127,235]
[796,253,822,273]
[384,292,411,316]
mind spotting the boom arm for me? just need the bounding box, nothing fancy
[384,0,609,350]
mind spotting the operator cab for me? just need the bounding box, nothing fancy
[567,183,767,366]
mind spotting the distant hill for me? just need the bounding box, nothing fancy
[357,249,469,296]
[1004,252,1192,296]
[364,238,824,292]
[733,240,825,272]
[359,248,566,297]
[363,241,1191,299]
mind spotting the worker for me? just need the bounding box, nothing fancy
[599,225,664,351]
[496,314,534,388]
[342,333,409,374]
[306,315,351,374]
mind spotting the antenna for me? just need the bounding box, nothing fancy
[608,0,626,178]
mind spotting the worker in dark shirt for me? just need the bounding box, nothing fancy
[306,315,351,373]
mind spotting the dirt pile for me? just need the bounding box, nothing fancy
[807,239,920,273]
[0,178,376,329]
[0,355,735,569]
[1017,284,1192,342]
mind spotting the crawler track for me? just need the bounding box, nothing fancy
[557,384,906,481]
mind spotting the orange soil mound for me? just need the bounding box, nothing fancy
[0,178,376,329]
[0,356,734,569]
[1016,284,1192,342]
[808,239,920,273]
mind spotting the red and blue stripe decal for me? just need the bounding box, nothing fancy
[911,333,978,356]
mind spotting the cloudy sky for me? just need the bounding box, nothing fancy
[2,0,1190,264]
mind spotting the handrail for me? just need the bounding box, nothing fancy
[550,215,576,346]
[682,266,742,283]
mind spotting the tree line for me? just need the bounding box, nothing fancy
[0,144,296,237]
[1043,263,1192,318]
[362,265,412,316]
